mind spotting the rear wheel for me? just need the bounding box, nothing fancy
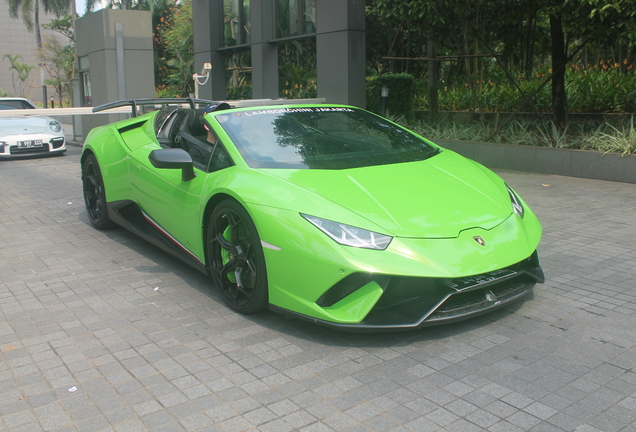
[207,199,268,313]
[82,154,115,229]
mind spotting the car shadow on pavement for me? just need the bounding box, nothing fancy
[76,210,535,349]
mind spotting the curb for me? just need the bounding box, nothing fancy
[437,139,636,184]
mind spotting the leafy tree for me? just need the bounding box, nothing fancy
[369,0,636,127]
[156,0,193,97]
[6,0,71,49]
[38,37,74,105]
[3,54,35,96]
[39,14,75,106]
[42,14,74,39]
[84,0,165,15]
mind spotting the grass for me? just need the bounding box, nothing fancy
[391,115,636,155]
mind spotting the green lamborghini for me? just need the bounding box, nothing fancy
[81,98,543,330]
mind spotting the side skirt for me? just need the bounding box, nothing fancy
[106,200,208,275]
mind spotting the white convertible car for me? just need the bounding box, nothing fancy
[0,97,66,158]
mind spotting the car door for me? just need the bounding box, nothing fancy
[122,110,207,260]
[126,113,232,262]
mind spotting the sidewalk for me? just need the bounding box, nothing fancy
[1,151,636,431]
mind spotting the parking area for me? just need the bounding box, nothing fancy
[1,146,636,432]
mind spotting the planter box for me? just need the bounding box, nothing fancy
[436,139,636,184]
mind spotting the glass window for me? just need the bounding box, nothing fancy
[80,71,92,107]
[225,48,252,99]
[78,56,92,107]
[278,38,316,99]
[276,0,315,38]
[216,107,439,170]
[224,0,250,46]
[0,100,36,109]
[79,56,90,70]
[303,0,316,34]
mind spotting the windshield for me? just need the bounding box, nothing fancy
[0,100,36,110]
[216,107,439,169]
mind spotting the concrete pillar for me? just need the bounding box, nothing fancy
[74,9,154,133]
[316,0,366,107]
[251,0,279,99]
[193,0,226,101]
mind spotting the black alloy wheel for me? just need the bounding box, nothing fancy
[82,154,115,229]
[207,199,268,313]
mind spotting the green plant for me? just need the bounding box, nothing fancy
[392,116,636,155]
[3,54,34,97]
[227,83,253,100]
[581,117,636,155]
[535,121,570,148]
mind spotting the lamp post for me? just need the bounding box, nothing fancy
[380,85,389,116]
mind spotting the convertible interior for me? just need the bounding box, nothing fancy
[156,108,232,172]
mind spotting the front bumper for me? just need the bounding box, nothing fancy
[271,251,544,331]
[0,136,66,158]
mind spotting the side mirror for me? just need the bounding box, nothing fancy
[149,148,196,182]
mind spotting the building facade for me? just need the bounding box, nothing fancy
[0,1,69,103]
[193,0,366,107]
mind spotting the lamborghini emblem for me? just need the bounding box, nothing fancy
[473,236,485,246]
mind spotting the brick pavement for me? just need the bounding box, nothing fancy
[1,147,636,431]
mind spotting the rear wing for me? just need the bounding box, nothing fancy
[92,98,215,118]
[93,97,327,118]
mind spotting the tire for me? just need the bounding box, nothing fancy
[207,199,268,313]
[82,154,115,229]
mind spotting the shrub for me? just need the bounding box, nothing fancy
[413,63,636,114]
[367,73,415,118]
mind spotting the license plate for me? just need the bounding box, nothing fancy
[18,140,43,148]
[445,268,517,291]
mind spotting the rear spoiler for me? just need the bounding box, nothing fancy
[93,97,327,118]
[93,98,216,118]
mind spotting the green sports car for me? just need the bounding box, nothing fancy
[81,98,543,330]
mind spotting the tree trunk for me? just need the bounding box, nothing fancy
[35,0,41,50]
[550,13,567,130]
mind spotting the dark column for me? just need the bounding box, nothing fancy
[193,0,226,100]
[427,37,438,118]
[316,0,365,107]
[251,0,279,99]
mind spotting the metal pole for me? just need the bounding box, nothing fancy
[41,65,47,108]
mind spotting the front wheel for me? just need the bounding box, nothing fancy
[206,199,268,313]
[82,154,115,229]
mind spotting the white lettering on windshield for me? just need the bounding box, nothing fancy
[242,107,354,116]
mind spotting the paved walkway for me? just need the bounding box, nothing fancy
[1,147,636,432]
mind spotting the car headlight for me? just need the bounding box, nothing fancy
[301,214,392,250]
[506,184,524,218]
[49,120,62,132]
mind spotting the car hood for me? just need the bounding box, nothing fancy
[0,116,51,134]
[264,150,512,238]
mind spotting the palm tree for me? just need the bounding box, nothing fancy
[7,0,71,49]
[85,0,155,13]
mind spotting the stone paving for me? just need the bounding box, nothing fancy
[1,146,636,432]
